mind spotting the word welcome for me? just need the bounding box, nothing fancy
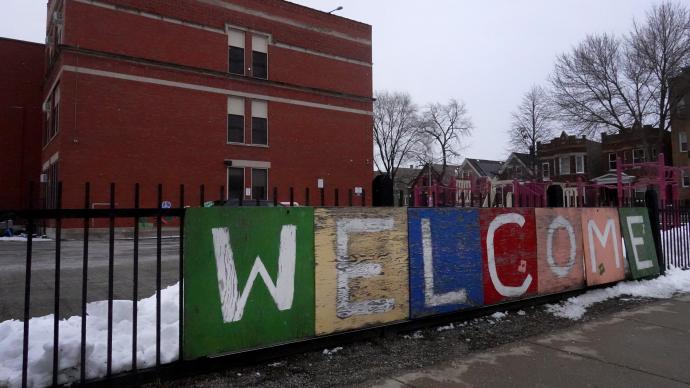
[183,207,659,359]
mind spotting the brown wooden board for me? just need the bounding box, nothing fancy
[314,208,409,335]
[581,208,626,286]
[535,208,586,295]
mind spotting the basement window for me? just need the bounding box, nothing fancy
[227,167,244,200]
[252,168,268,200]
[228,29,245,75]
[252,35,268,79]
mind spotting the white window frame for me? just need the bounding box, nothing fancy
[251,34,269,79]
[542,162,550,180]
[226,96,245,144]
[608,153,617,171]
[559,157,570,175]
[226,166,245,200]
[251,167,269,200]
[250,100,268,146]
[575,155,585,174]
[683,171,689,188]
[680,132,688,153]
[633,148,645,164]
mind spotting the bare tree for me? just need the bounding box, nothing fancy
[550,33,651,137]
[508,85,555,157]
[373,91,420,181]
[629,1,690,131]
[419,99,473,177]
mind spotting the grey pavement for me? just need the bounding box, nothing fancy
[370,297,690,388]
[0,238,180,320]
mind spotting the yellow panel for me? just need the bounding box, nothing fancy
[315,208,409,335]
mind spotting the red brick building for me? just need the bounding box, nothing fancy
[38,0,373,209]
[0,38,44,209]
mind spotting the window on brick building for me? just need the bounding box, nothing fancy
[542,162,550,180]
[44,86,60,145]
[227,167,244,200]
[633,148,645,164]
[684,171,690,188]
[227,97,244,143]
[680,132,688,153]
[43,160,60,209]
[252,35,268,79]
[252,168,268,200]
[559,157,570,175]
[251,100,268,145]
[575,155,585,173]
[228,29,245,75]
[608,153,617,170]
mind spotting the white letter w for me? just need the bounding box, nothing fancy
[211,225,296,323]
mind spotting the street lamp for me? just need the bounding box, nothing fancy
[327,6,343,14]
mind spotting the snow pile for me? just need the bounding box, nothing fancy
[546,267,690,320]
[661,225,690,264]
[0,284,179,388]
[436,323,455,332]
[0,236,52,242]
[322,346,343,356]
[490,312,507,320]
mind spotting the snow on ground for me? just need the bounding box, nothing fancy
[0,284,178,388]
[661,225,690,263]
[0,236,52,242]
[546,267,690,320]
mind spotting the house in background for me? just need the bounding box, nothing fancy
[375,165,422,206]
[457,158,503,206]
[670,67,690,203]
[495,152,536,181]
[593,124,671,203]
[537,132,603,206]
[410,163,460,207]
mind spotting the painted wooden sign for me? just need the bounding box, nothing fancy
[408,208,483,318]
[580,208,625,286]
[480,208,538,304]
[183,207,315,359]
[314,208,409,335]
[619,208,660,279]
[535,208,585,295]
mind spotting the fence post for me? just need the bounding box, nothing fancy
[645,189,665,275]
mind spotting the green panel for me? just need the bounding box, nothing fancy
[183,207,315,359]
[619,208,660,279]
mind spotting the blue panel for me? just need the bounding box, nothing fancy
[408,208,483,318]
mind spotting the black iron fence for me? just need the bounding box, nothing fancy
[659,201,690,270]
[0,182,687,388]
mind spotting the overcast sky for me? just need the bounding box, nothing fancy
[0,0,665,161]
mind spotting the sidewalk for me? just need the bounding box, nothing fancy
[371,295,690,388]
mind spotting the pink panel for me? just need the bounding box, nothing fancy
[580,208,626,286]
[535,208,586,295]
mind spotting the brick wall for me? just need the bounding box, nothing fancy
[0,38,44,209]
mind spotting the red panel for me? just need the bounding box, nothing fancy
[480,208,538,305]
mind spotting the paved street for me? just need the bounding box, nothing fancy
[0,238,180,321]
[371,296,690,388]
